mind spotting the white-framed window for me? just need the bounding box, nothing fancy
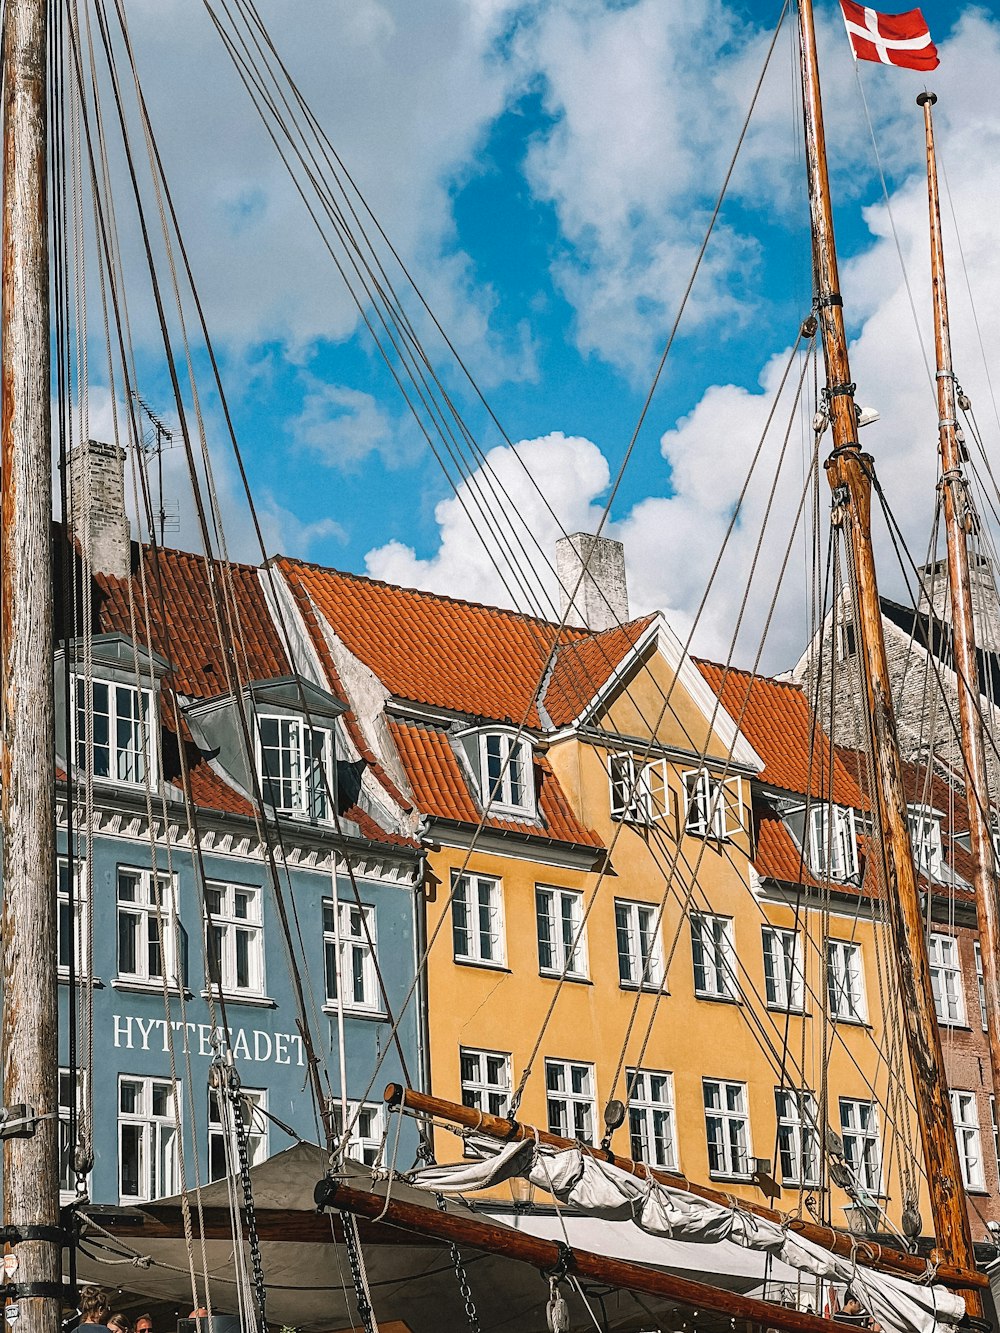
[536,887,587,979]
[208,1087,268,1182]
[975,942,988,1031]
[57,857,87,977]
[257,714,333,819]
[478,731,534,816]
[627,1068,677,1170]
[928,933,965,1026]
[545,1059,595,1142]
[839,1097,881,1195]
[615,899,663,989]
[907,806,944,879]
[775,1089,820,1186]
[204,882,264,996]
[690,913,737,999]
[74,677,154,785]
[992,1095,999,1171]
[460,1048,512,1117]
[703,1078,751,1178]
[58,1068,86,1203]
[826,939,866,1022]
[762,926,804,1011]
[323,900,379,1013]
[607,754,668,825]
[950,1090,985,1192]
[837,619,857,661]
[683,769,743,840]
[452,873,505,966]
[118,1075,180,1203]
[331,1101,385,1166]
[807,804,859,881]
[117,867,179,985]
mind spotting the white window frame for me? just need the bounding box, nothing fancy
[58,1068,86,1204]
[775,1088,821,1186]
[118,1074,181,1203]
[762,926,804,1011]
[837,618,857,661]
[323,899,380,1014]
[460,1048,512,1118]
[116,867,179,986]
[208,1086,268,1181]
[839,1097,882,1196]
[545,1058,596,1143]
[536,886,588,980]
[452,872,505,967]
[57,857,87,979]
[907,805,944,879]
[807,804,859,881]
[607,753,668,825]
[627,1068,677,1170]
[992,1094,999,1172]
[683,769,743,840]
[826,939,867,1022]
[73,675,155,787]
[690,912,737,1000]
[204,881,264,997]
[331,1101,385,1166]
[703,1078,751,1179]
[478,730,535,817]
[256,713,334,819]
[615,899,664,989]
[975,942,988,1031]
[950,1090,985,1192]
[928,933,965,1026]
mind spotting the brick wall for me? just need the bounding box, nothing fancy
[68,438,130,580]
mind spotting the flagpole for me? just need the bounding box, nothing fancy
[797,0,982,1296]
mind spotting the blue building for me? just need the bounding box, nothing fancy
[55,454,424,1205]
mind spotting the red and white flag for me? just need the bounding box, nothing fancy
[839,0,939,69]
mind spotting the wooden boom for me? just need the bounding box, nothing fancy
[323,1175,860,1333]
[384,1083,987,1291]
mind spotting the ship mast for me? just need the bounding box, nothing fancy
[0,5,62,1333]
[917,89,1000,1142]
[797,0,980,1290]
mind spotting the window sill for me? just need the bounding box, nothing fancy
[322,1004,388,1023]
[709,1172,754,1184]
[938,1020,972,1032]
[453,957,511,974]
[484,803,538,822]
[766,1004,809,1017]
[201,990,275,1008]
[112,979,190,996]
[539,971,592,985]
[620,981,669,995]
[58,972,103,988]
[694,991,741,1005]
[830,1015,871,1028]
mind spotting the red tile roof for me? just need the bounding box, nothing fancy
[388,718,602,849]
[696,660,868,807]
[543,615,657,726]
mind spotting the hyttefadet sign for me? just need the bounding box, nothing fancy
[113,1014,306,1066]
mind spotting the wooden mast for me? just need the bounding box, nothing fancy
[383,1084,987,1292]
[797,0,980,1291]
[918,87,1000,1148]
[1,5,61,1333]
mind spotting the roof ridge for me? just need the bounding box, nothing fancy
[694,656,805,695]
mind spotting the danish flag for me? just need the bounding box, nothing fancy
[839,0,939,70]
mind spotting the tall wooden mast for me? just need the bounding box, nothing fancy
[797,0,980,1288]
[917,89,1000,1136]
[1,5,61,1333]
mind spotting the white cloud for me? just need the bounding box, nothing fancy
[290,379,403,470]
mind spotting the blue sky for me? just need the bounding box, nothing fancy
[89,0,1000,666]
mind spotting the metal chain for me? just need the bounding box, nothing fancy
[448,1242,482,1333]
[227,1077,267,1333]
[340,1210,377,1333]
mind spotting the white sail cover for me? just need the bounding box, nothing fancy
[410,1139,967,1333]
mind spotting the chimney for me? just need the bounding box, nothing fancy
[67,438,131,580]
[555,532,629,632]
[918,554,1000,653]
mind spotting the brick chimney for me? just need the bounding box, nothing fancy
[67,438,131,580]
[555,532,629,632]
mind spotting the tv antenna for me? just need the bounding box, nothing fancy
[130,391,178,546]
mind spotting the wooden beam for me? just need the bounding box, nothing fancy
[384,1084,987,1292]
[83,1206,442,1250]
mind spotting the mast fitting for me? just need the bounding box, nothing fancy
[815,292,843,308]
[823,381,856,399]
[916,91,938,107]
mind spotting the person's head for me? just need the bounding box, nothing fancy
[842,1291,862,1315]
[134,1315,152,1333]
[107,1315,131,1333]
[79,1287,112,1325]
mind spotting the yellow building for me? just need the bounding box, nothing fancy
[275,557,927,1238]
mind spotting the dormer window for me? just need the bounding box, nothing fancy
[807,804,859,881]
[684,769,743,840]
[908,805,943,879]
[477,730,535,817]
[74,678,154,786]
[257,715,333,819]
[608,754,668,826]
